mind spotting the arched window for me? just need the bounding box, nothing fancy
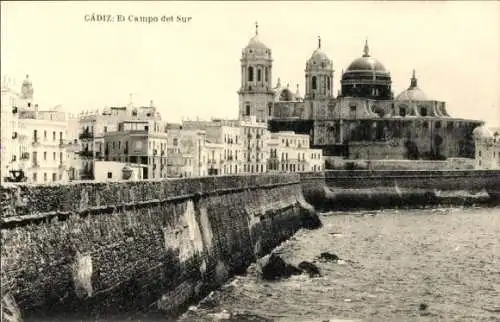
[312,76,317,90]
[248,66,254,82]
[245,104,251,116]
[257,69,262,82]
[265,67,268,82]
[327,77,330,90]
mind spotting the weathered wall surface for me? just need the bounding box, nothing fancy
[318,170,500,210]
[324,170,500,191]
[0,174,319,320]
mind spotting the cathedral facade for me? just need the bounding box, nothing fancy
[238,25,483,161]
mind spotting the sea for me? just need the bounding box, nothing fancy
[178,207,500,322]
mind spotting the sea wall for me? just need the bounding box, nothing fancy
[317,169,500,210]
[0,174,319,320]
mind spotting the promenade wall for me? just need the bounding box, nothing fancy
[0,174,319,320]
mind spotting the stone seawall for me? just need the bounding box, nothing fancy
[316,170,500,210]
[0,174,319,320]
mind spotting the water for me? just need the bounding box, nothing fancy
[180,207,500,322]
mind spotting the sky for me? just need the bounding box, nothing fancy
[1,1,499,126]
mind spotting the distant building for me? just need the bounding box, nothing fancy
[238,25,483,161]
[94,161,143,181]
[268,131,324,172]
[77,98,161,179]
[1,75,68,184]
[473,125,500,169]
[103,120,169,179]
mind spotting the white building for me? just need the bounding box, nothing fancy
[78,97,161,179]
[1,77,21,183]
[268,131,324,172]
[1,75,69,184]
[166,123,207,177]
[473,125,500,170]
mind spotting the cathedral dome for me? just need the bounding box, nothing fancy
[345,41,388,74]
[396,70,429,101]
[473,125,493,139]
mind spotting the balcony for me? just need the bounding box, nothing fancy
[79,150,94,158]
[32,138,40,146]
[79,131,94,140]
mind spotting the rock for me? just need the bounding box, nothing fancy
[319,252,340,261]
[298,261,321,277]
[261,253,302,280]
[300,208,323,229]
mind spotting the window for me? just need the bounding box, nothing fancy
[265,67,268,82]
[53,131,56,141]
[104,126,107,133]
[107,172,112,179]
[44,151,47,160]
[53,152,56,160]
[44,173,47,182]
[268,103,272,116]
[33,130,38,140]
[435,121,442,129]
[52,173,56,181]
[420,107,427,116]
[246,104,251,116]
[44,130,47,140]
[257,69,262,82]
[59,132,63,141]
[327,77,330,90]
[350,105,357,112]
[248,66,254,82]
[33,173,37,182]
[312,76,317,90]
[60,152,63,163]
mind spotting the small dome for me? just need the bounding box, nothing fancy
[472,125,493,139]
[245,22,268,50]
[395,70,429,101]
[307,37,330,63]
[22,74,32,85]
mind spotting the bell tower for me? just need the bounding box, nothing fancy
[238,22,275,122]
[305,36,334,101]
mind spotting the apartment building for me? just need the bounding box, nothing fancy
[103,120,169,179]
[268,131,324,172]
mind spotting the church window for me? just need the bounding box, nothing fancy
[248,66,254,82]
[257,69,262,82]
[312,76,317,90]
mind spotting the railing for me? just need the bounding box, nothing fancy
[79,131,94,140]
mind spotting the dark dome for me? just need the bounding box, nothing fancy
[346,56,387,72]
[344,40,389,74]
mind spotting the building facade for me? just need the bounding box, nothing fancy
[268,131,324,172]
[237,28,485,162]
[103,120,169,179]
[473,125,500,170]
[1,75,69,184]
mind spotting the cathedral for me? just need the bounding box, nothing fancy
[238,24,483,161]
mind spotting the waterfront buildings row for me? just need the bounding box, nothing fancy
[1,76,324,184]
